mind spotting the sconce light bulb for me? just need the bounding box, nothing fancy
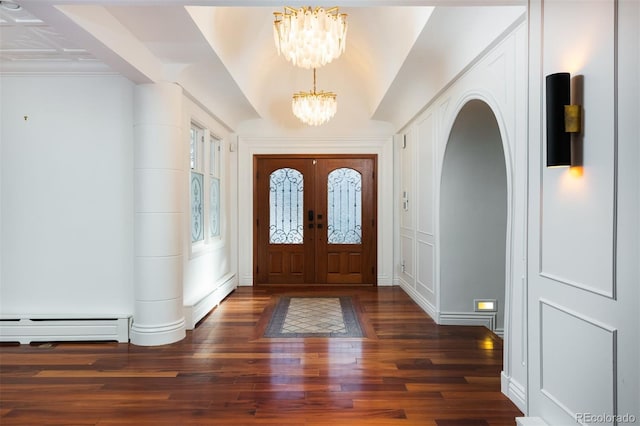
[569,166,584,178]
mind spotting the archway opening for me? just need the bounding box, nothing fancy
[440,99,508,333]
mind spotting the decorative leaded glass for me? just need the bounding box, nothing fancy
[327,168,362,244]
[210,137,219,177]
[190,127,197,170]
[269,168,303,244]
[210,177,220,237]
[191,172,204,242]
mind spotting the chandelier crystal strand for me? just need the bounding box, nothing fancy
[274,6,347,69]
[292,68,337,126]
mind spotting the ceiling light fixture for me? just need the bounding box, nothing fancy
[273,6,347,69]
[0,1,22,11]
[292,68,337,126]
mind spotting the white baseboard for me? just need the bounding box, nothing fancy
[398,280,437,321]
[184,273,237,330]
[0,316,130,344]
[502,371,527,413]
[438,311,496,331]
[397,281,500,335]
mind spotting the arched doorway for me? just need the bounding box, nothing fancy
[440,99,508,333]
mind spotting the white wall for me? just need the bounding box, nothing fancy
[0,75,238,340]
[440,100,507,331]
[0,75,135,316]
[526,0,639,423]
[374,6,527,129]
[396,20,529,412]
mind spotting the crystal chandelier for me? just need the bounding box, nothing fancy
[273,6,348,69]
[292,68,337,126]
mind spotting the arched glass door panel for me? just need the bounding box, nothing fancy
[327,168,362,244]
[269,168,304,244]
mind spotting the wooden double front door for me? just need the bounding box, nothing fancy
[254,155,377,285]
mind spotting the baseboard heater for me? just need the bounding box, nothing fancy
[184,273,237,330]
[438,311,497,331]
[0,315,130,344]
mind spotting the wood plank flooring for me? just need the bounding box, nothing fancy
[0,286,523,425]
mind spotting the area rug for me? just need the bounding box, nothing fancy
[263,296,364,338]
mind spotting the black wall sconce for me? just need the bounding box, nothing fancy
[546,72,582,167]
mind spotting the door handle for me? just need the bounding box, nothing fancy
[308,210,314,221]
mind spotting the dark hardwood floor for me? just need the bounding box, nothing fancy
[0,286,523,425]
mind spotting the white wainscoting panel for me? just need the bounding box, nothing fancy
[540,0,617,298]
[400,233,415,281]
[540,300,616,422]
[485,51,508,106]
[417,238,434,295]
[401,129,415,230]
[417,113,434,236]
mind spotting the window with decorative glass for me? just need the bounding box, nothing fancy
[190,124,205,243]
[190,124,203,171]
[269,168,304,244]
[209,136,221,238]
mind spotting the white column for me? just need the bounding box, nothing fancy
[131,82,185,346]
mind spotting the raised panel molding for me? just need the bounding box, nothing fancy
[540,300,617,421]
[416,113,435,235]
[417,240,434,294]
[416,231,433,240]
[539,0,618,299]
[399,227,415,235]
[401,129,415,230]
[486,52,508,105]
[439,98,451,128]
[400,234,415,279]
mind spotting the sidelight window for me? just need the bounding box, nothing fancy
[190,124,205,243]
[190,122,223,248]
[269,168,304,244]
[327,168,362,244]
[209,136,221,238]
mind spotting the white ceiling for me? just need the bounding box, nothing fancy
[0,2,108,73]
[1,0,526,131]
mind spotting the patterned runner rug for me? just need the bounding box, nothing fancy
[263,296,364,338]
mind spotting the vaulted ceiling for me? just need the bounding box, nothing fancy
[1,0,526,131]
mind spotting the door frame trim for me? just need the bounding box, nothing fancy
[253,154,378,286]
[237,136,394,287]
